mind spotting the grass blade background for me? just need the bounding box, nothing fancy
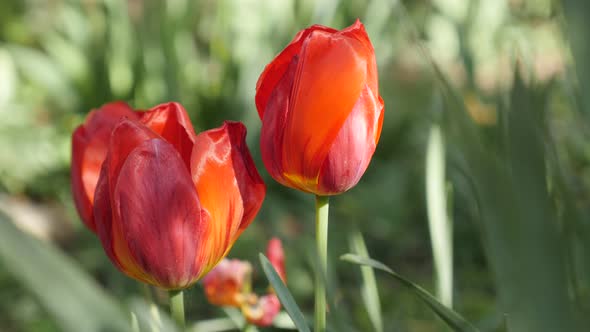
[259,253,310,332]
[349,232,383,332]
[0,212,129,332]
[441,69,585,331]
[341,254,479,332]
[425,123,453,308]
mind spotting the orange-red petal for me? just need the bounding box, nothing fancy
[190,121,265,273]
[255,25,337,119]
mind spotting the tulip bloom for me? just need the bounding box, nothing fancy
[202,259,253,307]
[255,20,384,195]
[71,102,139,231]
[203,238,286,327]
[91,102,265,289]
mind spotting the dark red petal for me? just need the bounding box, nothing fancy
[190,121,266,271]
[93,119,160,283]
[317,85,384,195]
[224,122,266,232]
[255,25,337,119]
[115,139,206,288]
[105,119,159,191]
[140,102,197,168]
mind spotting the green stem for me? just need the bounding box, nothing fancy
[169,289,185,330]
[315,195,330,332]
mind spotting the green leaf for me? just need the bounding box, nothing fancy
[340,254,479,332]
[425,123,453,308]
[0,211,129,332]
[259,253,310,332]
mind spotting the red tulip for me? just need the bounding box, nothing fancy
[71,102,139,231]
[202,259,253,307]
[91,102,265,289]
[202,238,286,327]
[255,20,384,195]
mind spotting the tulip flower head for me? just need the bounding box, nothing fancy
[203,238,286,327]
[256,19,384,195]
[202,259,253,307]
[73,102,265,290]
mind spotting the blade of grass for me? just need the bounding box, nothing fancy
[259,253,310,332]
[425,123,453,308]
[349,232,383,332]
[341,254,479,332]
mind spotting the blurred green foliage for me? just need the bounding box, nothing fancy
[1,0,590,331]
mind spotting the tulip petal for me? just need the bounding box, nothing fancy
[94,119,161,284]
[260,58,302,190]
[140,102,197,167]
[190,121,266,271]
[71,102,137,231]
[318,85,384,194]
[71,126,95,230]
[281,28,368,192]
[340,20,379,97]
[255,25,337,119]
[84,102,138,134]
[113,139,206,289]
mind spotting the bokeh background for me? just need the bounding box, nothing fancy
[1,0,590,331]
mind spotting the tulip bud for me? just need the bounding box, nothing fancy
[202,238,287,327]
[256,19,384,195]
[267,237,286,283]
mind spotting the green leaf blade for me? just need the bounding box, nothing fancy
[341,254,479,332]
[259,253,310,332]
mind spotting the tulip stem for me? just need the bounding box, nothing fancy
[169,289,185,330]
[315,195,330,332]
